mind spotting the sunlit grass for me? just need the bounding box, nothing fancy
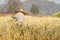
[0,15,60,40]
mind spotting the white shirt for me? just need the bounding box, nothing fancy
[14,12,24,25]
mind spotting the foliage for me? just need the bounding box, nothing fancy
[30,3,40,14]
[51,12,60,17]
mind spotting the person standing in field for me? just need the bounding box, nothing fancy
[11,9,29,25]
[12,9,25,25]
[15,11,24,25]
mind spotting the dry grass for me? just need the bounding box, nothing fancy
[0,15,60,40]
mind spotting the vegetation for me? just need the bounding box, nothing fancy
[0,15,60,40]
[30,3,40,14]
[7,0,23,13]
[51,12,60,17]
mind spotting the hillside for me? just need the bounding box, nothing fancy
[22,0,60,15]
[0,0,60,15]
[0,15,60,40]
[51,12,60,17]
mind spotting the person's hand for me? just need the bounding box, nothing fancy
[11,16,16,19]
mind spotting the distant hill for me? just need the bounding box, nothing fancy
[0,4,8,13]
[0,0,60,16]
[22,0,60,16]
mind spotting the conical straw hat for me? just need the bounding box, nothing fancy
[15,9,29,15]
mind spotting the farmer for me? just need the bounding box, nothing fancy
[11,9,25,25]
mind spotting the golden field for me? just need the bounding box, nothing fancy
[0,15,60,40]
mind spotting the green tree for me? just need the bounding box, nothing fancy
[30,3,40,14]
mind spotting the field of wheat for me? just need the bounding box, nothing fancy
[0,15,60,40]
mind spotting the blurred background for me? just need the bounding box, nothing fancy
[0,0,60,16]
